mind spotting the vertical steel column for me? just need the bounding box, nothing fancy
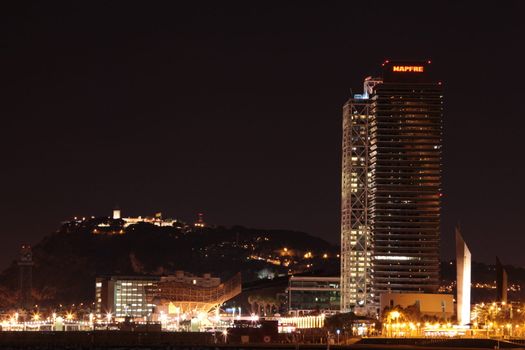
[341,100,373,312]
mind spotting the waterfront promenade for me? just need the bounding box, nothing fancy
[0,332,524,349]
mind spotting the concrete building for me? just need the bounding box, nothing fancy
[380,292,454,319]
[341,60,443,314]
[120,212,179,228]
[95,275,160,320]
[286,276,340,316]
[456,227,471,325]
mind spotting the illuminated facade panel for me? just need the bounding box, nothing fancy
[380,292,454,319]
[95,276,160,319]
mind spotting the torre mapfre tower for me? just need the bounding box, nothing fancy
[341,60,443,314]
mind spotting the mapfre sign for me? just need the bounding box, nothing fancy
[392,65,424,72]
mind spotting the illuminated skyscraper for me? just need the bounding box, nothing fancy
[341,61,443,313]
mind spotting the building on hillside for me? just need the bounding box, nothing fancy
[286,276,340,316]
[112,208,121,219]
[194,212,206,228]
[120,211,179,228]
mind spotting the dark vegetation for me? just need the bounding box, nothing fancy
[0,219,339,306]
[0,216,523,309]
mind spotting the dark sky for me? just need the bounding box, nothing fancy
[2,2,524,269]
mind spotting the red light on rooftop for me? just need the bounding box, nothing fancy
[427,60,432,64]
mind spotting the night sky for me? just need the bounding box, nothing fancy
[2,2,524,269]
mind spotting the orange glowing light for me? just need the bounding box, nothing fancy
[392,65,424,73]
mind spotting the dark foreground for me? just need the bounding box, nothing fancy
[0,332,524,350]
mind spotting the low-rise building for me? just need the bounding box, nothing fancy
[379,292,454,319]
[286,276,340,316]
[95,271,241,321]
[95,275,159,320]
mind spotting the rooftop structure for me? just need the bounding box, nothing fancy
[147,272,241,317]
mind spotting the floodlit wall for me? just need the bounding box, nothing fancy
[380,292,454,318]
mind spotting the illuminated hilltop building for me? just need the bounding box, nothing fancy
[66,209,208,235]
[341,61,443,314]
[118,210,179,228]
[194,212,206,228]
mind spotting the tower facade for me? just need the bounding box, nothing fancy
[341,61,443,314]
[113,208,121,220]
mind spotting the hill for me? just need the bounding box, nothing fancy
[0,218,339,307]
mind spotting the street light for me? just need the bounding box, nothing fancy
[388,311,401,337]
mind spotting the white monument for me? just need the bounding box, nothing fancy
[455,227,471,325]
